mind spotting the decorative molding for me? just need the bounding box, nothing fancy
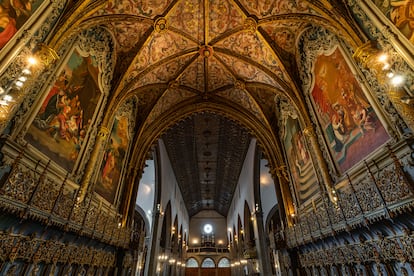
[0,231,116,267]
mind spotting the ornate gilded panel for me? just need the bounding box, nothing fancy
[215,31,285,80]
[0,0,46,51]
[208,0,244,40]
[95,98,137,204]
[370,0,414,45]
[299,28,390,174]
[278,99,319,207]
[25,47,102,172]
[237,0,316,18]
[216,53,282,89]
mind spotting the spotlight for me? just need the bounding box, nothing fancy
[391,75,405,86]
[27,56,38,66]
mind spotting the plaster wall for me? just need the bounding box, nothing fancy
[259,158,278,228]
[227,139,256,236]
[188,210,228,246]
[158,139,190,239]
[136,159,156,231]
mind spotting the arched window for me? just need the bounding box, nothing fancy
[186,258,199,268]
[201,258,215,268]
[218,258,230,268]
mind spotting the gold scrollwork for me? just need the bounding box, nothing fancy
[276,165,289,182]
[244,17,257,33]
[34,44,59,69]
[303,126,316,137]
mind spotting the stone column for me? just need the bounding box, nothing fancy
[144,206,163,276]
[271,165,296,226]
[252,209,273,276]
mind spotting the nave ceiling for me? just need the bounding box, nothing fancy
[54,0,363,217]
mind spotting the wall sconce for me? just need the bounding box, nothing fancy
[0,44,58,120]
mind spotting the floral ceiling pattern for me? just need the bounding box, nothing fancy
[82,0,356,216]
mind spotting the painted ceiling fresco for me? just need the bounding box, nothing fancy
[84,0,348,216]
[95,0,326,120]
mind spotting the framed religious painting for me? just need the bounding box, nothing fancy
[280,100,319,207]
[94,99,136,205]
[310,45,390,174]
[0,0,48,50]
[370,0,414,45]
[24,46,103,172]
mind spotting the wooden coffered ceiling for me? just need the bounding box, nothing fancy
[61,0,361,217]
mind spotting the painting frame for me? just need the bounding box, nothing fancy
[278,97,320,208]
[308,44,390,175]
[23,43,106,176]
[0,0,51,56]
[367,0,414,51]
[93,98,136,206]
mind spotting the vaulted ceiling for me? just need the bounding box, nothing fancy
[62,0,361,217]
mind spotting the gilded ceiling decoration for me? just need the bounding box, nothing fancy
[60,0,364,216]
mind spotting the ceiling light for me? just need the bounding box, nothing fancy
[22,68,31,75]
[4,95,13,102]
[15,80,24,88]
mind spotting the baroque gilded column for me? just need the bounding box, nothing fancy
[303,125,334,197]
[271,165,296,226]
[78,126,109,202]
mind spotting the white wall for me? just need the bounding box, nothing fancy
[227,139,256,236]
[259,158,278,228]
[158,139,189,240]
[189,210,228,246]
[136,159,155,231]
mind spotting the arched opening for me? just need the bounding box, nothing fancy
[185,258,199,268]
[218,258,230,268]
[201,257,215,268]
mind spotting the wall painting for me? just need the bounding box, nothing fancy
[0,0,45,49]
[311,47,389,173]
[95,116,129,204]
[25,48,101,172]
[372,0,414,44]
[283,115,319,206]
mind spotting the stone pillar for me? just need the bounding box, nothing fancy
[272,165,295,226]
[144,206,163,276]
[252,209,273,276]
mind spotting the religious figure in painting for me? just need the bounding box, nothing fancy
[373,0,414,43]
[311,47,389,173]
[25,49,101,171]
[283,115,318,206]
[0,0,43,49]
[95,116,129,204]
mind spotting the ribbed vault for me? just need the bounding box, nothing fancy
[56,0,363,217]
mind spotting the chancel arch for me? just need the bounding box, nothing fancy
[0,1,414,275]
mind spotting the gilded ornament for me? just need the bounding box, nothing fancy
[244,17,257,33]
[234,80,246,90]
[199,45,214,58]
[154,18,168,33]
